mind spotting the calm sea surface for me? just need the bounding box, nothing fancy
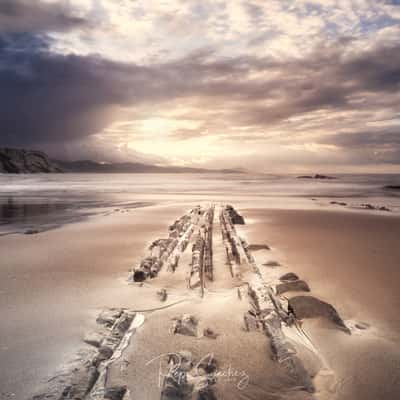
[0,173,399,234]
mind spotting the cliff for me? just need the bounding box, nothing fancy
[0,148,62,173]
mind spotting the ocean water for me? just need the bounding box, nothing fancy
[0,173,399,234]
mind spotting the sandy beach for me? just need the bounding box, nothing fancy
[0,203,189,399]
[1,196,399,400]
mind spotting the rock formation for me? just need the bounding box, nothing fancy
[0,148,62,173]
[297,174,336,180]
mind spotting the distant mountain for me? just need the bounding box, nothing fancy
[0,147,244,174]
[0,148,62,173]
[54,159,242,174]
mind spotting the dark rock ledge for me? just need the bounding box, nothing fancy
[31,308,137,400]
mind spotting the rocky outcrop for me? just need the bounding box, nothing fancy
[31,308,142,400]
[383,185,400,190]
[297,174,336,180]
[0,148,62,173]
[276,280,310,295]
[288,296,350,333]
[225,205,245,224]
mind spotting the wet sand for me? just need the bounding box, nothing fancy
[1,205,400,399]
[242,209,400,400]
[0,203,188,400]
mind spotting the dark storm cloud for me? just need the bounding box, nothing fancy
[0,0,88,33]
[0,30,399,164]
[322,129,400,148]
[321,128,400,164]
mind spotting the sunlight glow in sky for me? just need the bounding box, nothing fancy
[1,0,400,171]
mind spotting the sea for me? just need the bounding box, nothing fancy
[0,173,399,235]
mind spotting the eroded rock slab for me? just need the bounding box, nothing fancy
[276,280,310,295]
[248,244,271,251]
[279,272,299,282]
[288,296,350,333]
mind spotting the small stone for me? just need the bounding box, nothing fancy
[355,321,370,330]
[157,288,168,302]
[203,328,218,339]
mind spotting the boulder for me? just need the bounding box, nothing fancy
[98,345,114,360]
[276,280,310,295]
[83,332,104,348]
[112,313,134,337]
[171,314,198,337]
[96,308,123,327]
[288,296,350,333]
[279,272,299,282]
[226,205,245,224]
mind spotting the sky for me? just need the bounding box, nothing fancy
[0,0,399,172]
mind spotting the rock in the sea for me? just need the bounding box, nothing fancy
[330,201,347,206]
[383,185,400,190]
[361,203,391,212]
[279,272,299,282]
[171,314,198,337]
[276,280,310,295]
[0,148,62,173]
[288,296,350,333]
[24,228,40,235]
[297,174,336,180]
[104,386,127,400]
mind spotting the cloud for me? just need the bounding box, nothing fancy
[0,0,89,33]
[0,0,399,170]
